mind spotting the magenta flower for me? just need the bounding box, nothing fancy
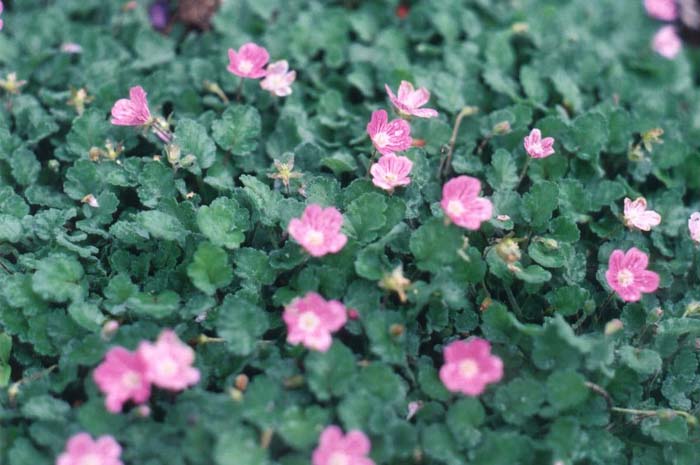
[439,338,503,396]
[366,109,412,155]
[56,433,123,465]
[605,248,660,302]
[260,60,296,97]
[110,86,152,127]
[523,128,555,159]
[440,176,493,230]
[689,212,700,243]
[644,0,677,21]
[93,347,151,413]
[137,330,200,391]
[288,204,348,257]
[370,153,413,192]
[0,2,4,31]
[623,197,661,231]
[312,425,375,465]
[653,25,682,59]
[385,81,438,118]
[283,292,347,352]
[227,43,269,79]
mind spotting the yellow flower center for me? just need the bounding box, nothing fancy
[121,371,141,389]
[239,60,253,73]
[458,359,478,378]
[298,312,320,332]
[373,132,390,148]
[305,229,324,246]
[447,200,465,217]
[617,269,634,287]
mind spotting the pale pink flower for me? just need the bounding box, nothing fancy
[644,0,678,21]
[288,204,348,257]
[366,109,412,155]
[283,292,347,352]
[312,425,375,465]
[137,330,200,391]
[56,433,123,465]
[385,81,438,118]
[93,347,151,413]
[653,26,682,59]
[227,43,269,79]
[441,176,493,230]
[689,212,700,243]
[523,128,555,159]
[439,338,503,396]
[370,153,413,192]
[623,197,661,231]
[110,86,152,126]
[406,401,423,420]
[60,42,83,54]
[260,60,296,97]
[605,248,660,302]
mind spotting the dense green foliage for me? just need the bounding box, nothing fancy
[2,0,700,464]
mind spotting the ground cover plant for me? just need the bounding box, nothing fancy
[1,0,700,463]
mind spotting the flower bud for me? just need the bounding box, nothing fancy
[101,320,119,340]
[166,144,181,165]
[235,374,249,392]
[347,308,359,320]
[492,121,512,135]
[604,318,623,336]
[48,160,60,172]
[137,405,151,417]
[683,301,700,318]
[81,194,100,208]
[89,147,103,162]
[496,237,521,264]
[389,324,405,337]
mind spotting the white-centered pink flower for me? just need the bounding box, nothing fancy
[110,86,152,127]
[227,43,269,79]
[385,81,438,118]
[689,212,700,243]
[312,425,375,465]
[283,292,347,352]
[93,347,151,413]
[137,330,200,391]
[439,338,503,396]
[644,0,678,21]
[288,204,348,257]
[523,128,555,159]
[56,433,123,465]
[623,197,661,231]
[605,248,660,302]
[260,60,296,96]
[653,26,682,59]
[441,176,493,230]
[370,153,413,192]
[366,109,412,155]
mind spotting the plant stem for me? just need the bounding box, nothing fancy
[366,149,377,176]
[516,157,531,188]
[236,79,244,103]
[439,106,478,178]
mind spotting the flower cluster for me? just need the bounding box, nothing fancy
[227,42,296,97]
[93,329,199,413]
[644,0,682,58]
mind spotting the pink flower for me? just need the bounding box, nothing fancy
[288,204,348,257]
[653,26,682,59]
[623,197,661,231]
[93,347,151,413]
[0,1,4,31]
[385,81,438,118]
[110,86,152,127]
[523,128,555,159]
[137,330,200,391]
[366,109,412,155]
[440,176,493,230]
[283,292,347,352]
[312,425,375,465]
[56,433,123,465]
[644,0,677,21]
[227,43,269,79]
[605,248,660,302]
[370,153,413,192]
[689,212,700,243]
[439,338,503,396]
[260,60,296,97]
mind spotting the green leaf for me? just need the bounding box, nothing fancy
[32,254,85,303]
[522,181,559,228]
[641,415,689,443]
[212,105,262,155]
[0,214,23,242]
[346,192,387,243]
[128,291,180,319]
[619,345,662,377]
[216,294,269,356]
[21,395,70,422]
[67,301,105,331]
[176,118,217,169]
[197,197,249,249]
[410,218,464,272]
[10,147,41,186]
[233,248,276,285]
[305,341,356,401]
[278,406,329,449]
[137,210,187,242]
[446,398,486,448]
[567,112,609,161]
[486,149,518,191]
[546,370,589,411]
[493,377,546,425]
[187,242,233,296]
[215,427,268,465]
[514,264,551,284]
